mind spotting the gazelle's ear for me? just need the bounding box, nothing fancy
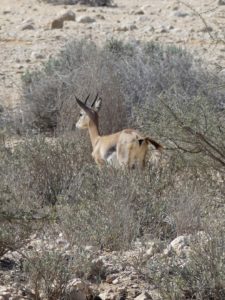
[94,97,102,112]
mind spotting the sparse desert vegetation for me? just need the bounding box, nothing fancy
[1,38,225,299]
[0,0,225,299]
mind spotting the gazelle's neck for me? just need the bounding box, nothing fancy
[88,119,100,148]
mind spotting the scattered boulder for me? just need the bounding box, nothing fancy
[51,18,64,29]
[168,235,191,257]
[77,16,96,24]
[218,0,225,4]
[59,10,76,22]
[51,10,76,29]
[20,19,35,30]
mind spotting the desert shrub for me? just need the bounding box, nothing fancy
[147,228,225,300]
[1,134,91,208]
[56,158,219,250]
[22,40,127,135]
[0,133,91,258]
[0,221,31,257]
[38,0,113,7]
[22,39,225,168]
[0,135,223,263]
[23,249,75,299]
[1,133,222,253]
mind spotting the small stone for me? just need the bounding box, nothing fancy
[112,278,119,284]
[51,18,64,29]
[129,24,137,30]
[169,235,191,257]
[106,274,118,284]
[137,16,150,22]
[96,14,105,20]
[155,26,168,33]
[115,26,129,32]
[134,291,152,300]
[31,51,45,60]
[99,292,108,300]
[200,26,213,33]
[77,8,87,12]
[172,5,179,10]
[3,9,11,14]
[134,9,144,15]
[21,23,35,30]
[174,11,189,17]
[77,16,96,24]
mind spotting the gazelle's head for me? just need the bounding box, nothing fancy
[75,93,102,129]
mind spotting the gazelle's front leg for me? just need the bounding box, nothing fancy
[92,150,105,167]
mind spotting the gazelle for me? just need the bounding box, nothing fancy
[75,94,163,169]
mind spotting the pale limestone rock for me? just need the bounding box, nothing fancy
[77,16,96,24]
[134,291,152,300]
[169,235,191,257]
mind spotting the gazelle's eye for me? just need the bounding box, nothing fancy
[79,113,82,117]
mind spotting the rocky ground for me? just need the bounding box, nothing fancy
[0,231,201,300]
[1,0,225,299]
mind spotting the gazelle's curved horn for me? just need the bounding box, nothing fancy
[91,93,99,107]
[75,96,96,121]
[84,94,90,105]
[75,96,88,111]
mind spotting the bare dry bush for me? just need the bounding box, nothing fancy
[23,249,74,299]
